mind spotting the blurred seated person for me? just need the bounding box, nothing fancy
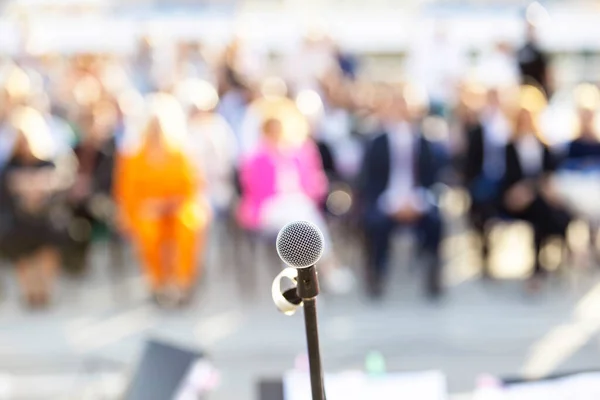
[564,84,600,168]
[0,107,75,308]
[360,89,447,299]
[500,85,571,290]
[237,117,355,290]
[182,80,237,217]
[315,79,353,181]
[63,101,118,274]
[464,87,511,275]
[216,67,251,145]
[237,117,327,237]
[115,94,209,306]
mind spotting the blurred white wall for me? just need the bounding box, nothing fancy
[1,2,600,55]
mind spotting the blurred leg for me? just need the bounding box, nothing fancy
[35,246,60,305]
[532,227,545,276]
[364,209,396,297]
[16,256,36,306]
[173,213,203,294]
[134,218,166,293]
[470,202,495,278]
[417,208,443,298]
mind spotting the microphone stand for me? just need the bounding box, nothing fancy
[296,265,326,400]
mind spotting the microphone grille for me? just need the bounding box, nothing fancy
[276,221,325,269]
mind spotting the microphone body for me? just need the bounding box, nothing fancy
[275,221,326,400]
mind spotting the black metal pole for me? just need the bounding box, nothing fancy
[296,266,325,400]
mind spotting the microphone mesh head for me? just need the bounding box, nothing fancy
[276,221,325,268]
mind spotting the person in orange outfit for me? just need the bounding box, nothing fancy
[114,94,208,306]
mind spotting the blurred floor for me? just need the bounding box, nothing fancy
[1,221,600,399]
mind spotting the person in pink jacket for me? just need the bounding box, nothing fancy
[238,117,355,293]
[237,117,327,235]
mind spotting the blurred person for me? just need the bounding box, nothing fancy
[114,94,209,306]
[32,92,77,153]
[0,107,75,308]
[220,36,264,84]
[216,67,251,148]
[517,22,551,98]
[500,85,570,291]
[464,86,512,276]
[559,84,600,263]
[359,89,448,299]
[565,84,600,167]
[132,36,156,95]
[0,66,34,171]
[184,80,237,216]
[316,80,351,177]
[237,118,352,290]
[176,41,213,83]
[334,44,359,80]
[237,117,327,235]
[63,101,118,274]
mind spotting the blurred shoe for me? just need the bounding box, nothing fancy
[23,292,51,310]
[152,287,178,308]
[176,287,195,308]
[525,275,544,294]
[366,274,384,300]
[425,255,444,300]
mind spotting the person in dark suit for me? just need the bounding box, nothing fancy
[500,85,570,290]
[0,107,75,307]
[464,88,511,276]
[63,101,118,274]
[517,22,551,98]
[360,90,447,299]
[565,85,600,168]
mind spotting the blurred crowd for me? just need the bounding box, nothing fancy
[2,18,600,310]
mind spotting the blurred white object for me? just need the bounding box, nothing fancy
[283,369,448,400]
[553,171,600,221]
[271,267,301,316]
[173,359,219,400]
[406,21,466,106]
[296,90,324,121]
[261,194,330,242]
[473,372,600,400]
[475,43,519,89]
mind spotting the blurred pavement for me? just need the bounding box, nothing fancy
[1,222,600,399]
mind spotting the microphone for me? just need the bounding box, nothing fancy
[275,221,326,400]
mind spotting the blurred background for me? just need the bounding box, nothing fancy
[3,0,600,399]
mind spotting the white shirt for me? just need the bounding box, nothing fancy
[378,123,429,215]
[515,134,544,177]
[482,108,510,179]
